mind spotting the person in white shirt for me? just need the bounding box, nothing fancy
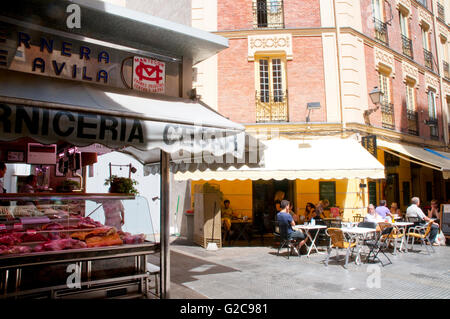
[364,204,383,224]
[406,197,439,246]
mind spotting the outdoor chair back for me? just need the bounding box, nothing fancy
[406,221,435,254]
[275,221,300,259]
[357,221,376,229]
[353,214,364,222]
[325,228,356,269]
[364,225,394,266]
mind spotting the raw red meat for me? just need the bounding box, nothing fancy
[42,238,87,251]
[119,232,146,244]
[42,223,64,231]
[20,232,47,242]
[0,233,22,245]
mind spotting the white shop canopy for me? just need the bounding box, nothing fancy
[377,139,450,179]
[0,70,247,166]
[174,137,385,181]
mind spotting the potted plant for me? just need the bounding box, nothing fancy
[104,175,139,195]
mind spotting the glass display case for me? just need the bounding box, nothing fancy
[0,193,159,299]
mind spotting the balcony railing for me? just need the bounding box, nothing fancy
[255,90,288,122]
[373,18,389,46]
[253,0,284,29]
[424,49,433,70]
[406,109,419,136]
[401,35,413,59]
[429,117,439,140]
[381,102,395,130]
[443,61,450,80]
[437,2,445,23]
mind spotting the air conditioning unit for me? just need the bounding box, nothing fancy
[27,143,57,164]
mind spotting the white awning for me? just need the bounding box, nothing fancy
[0,70,245,168]
[377,139,450,179]
[174,137,385,181]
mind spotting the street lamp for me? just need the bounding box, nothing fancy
[365,87,384,117]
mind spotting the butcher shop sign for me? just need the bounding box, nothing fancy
[132,56,165,93]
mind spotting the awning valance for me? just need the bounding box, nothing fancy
[377,139,450,179]
[0,70,246,168]
[174,137,385,181]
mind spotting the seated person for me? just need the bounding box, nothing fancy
[304,202,316,222]
[276,200,306,253]
[364,204,383,224]
[406,197,439,246]
[375,200,392,220]
[221,200,234,231]
[315,200,329,220]
[288,204,299,225]
[427,199,440,224]
[390,202,401,219]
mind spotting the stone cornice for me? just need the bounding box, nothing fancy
[243,122,446,148]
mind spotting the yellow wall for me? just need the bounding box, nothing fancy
[191,180,253,218]
[295,179,368,220]
[193,178,371,221]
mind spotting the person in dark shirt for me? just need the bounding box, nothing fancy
[276,200,306,253]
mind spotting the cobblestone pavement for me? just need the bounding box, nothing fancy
[159,237,450,299]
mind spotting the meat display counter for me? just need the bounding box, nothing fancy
[0,193,160,299]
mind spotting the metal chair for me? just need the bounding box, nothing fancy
[364,225,394,266]
[353,214,364,222]
[406,222,435,255]
[276,222,300,259]
[325,228,356,268]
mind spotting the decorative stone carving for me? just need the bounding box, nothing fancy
[418,6,433,30]
[396,0,411,15]
[443,82,450,97]
[425,72,440,91]
[374,46,395,76]
[438,23,448,40]
[248,34,293,61]
[402,61,419,86]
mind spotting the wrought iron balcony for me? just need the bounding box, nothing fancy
[401,35,413,59]
[253,0,284,29]
[255,90,288,122]
[428,117,439,140]
[373,18,389,46]
[406,109,419,136]
[424,49,433,70]
[381,102,395,130]
[443,61,449,80]
[437,2,445,23]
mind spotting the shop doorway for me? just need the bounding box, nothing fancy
[252,179,295,233]
[385,173,399,206]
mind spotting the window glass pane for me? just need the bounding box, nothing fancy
[373,0,382,21]
[319,182,336,208]
[259,59,269,102]
[272,58,283,102]
[428,90,436,118]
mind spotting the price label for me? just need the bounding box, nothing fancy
[13,223,23,230]
[0,224,6,231]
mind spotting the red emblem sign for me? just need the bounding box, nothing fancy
[133,56,165,93]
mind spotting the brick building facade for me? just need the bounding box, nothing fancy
[192,0,450,217]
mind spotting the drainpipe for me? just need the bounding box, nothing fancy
[333,0,346,134]
[431,2,449,147]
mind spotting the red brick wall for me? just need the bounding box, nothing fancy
[287,36,326,122]
[217,38,255,123]
[217,0,321,31]
[284,0,321,28]
[364,43,443,141]
[217,0,253,31]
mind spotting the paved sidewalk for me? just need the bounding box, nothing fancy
[156,237,450,299]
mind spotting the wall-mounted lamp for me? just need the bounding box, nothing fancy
[306,102,321,123]
[364,87,384,117]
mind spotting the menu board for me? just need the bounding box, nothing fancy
[441,204,450,237]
